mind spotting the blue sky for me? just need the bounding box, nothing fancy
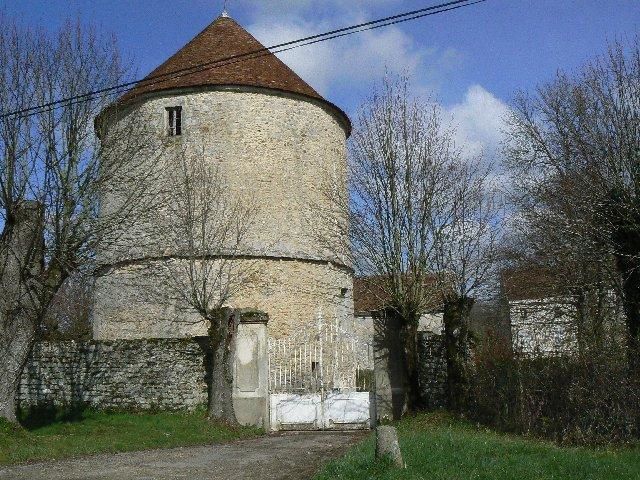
[3,0,639,157]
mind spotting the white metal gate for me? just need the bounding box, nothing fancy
[268,315,373,431]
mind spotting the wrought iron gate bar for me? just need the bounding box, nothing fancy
[268,315,372,394]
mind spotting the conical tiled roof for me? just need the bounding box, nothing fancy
[121,15,323,103]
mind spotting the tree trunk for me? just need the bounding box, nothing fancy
[618,257,640,371]
[383,308,422,415]
[0,311,33,423]
[401,318,421,412]
[443,295,474,413]
[612,221,640,372]
[0,201,43,424]
[207,307,239,425]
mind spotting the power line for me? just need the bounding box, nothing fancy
[1,0,487,119]
[4,0,485,118]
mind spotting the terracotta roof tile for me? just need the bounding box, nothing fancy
[120,16,323,103]
[502,266,565,301]
[353,276,391,314]
[353,275,443,314]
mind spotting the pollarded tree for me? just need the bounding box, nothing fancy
[161,147,257,424]
[0,18,162,423]
[433,157,503,411]
[504,37,640,367]
[349,75,503,412]
[501,172,621,354]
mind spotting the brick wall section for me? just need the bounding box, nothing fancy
[417,332,447,410]
[18,339,208,410]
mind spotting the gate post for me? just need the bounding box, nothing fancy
[373,313,406,422]
[233,309,269,430]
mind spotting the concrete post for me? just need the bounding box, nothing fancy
[376,425,405,468]
[233,309,269,429]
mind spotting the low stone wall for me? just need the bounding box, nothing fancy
[417,332,447,410]
[18,339,208,410]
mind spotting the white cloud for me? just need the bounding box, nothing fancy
[446,84,510,161]
[248,19,335,95]
[237,2,508,173]
[242,4,462,104]
[250,19,440,97]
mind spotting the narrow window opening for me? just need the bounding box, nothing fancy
[166,106,182,136]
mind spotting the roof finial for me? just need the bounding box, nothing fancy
[221,0,230,17]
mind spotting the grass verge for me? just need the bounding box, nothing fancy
[0,408,262,465]
[314,412,640,480]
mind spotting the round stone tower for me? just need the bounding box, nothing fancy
[92,15,353,340]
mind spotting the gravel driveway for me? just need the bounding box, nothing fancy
[0,431,364,480]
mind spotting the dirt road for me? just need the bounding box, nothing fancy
[0,431,364,480]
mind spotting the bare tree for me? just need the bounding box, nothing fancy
[0,18,160,423]
[40,274,93,341]
[434,158,503,411]
[161,147,257,424]
[349,75,502,412]
[501,188,620,354]
[0,202,43,423]
[503,37,640,367]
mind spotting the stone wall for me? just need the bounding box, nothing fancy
[98,87,349,266]
[373,321,447,421]
[93,258,353,341]
[352,312,444,371]
[93,86,353,341]
[417,332,447,410]
[18,339,208,410]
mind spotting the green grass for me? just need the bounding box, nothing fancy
[0,408,262,465]
[314,412,640,480]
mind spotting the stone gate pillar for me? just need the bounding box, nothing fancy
[233,310,269,429]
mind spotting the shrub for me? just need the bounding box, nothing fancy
[467,334,640,445]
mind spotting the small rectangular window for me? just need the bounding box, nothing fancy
[166,106,182,136]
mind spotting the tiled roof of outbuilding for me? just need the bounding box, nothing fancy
[501,266,566,301]
[120,15,323,103]
[353,275,444,315]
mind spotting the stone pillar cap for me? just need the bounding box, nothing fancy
[238,309,269,324]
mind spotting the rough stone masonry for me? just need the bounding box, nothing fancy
[92,15,354,343]
[18,339,208,410]
[418,332,447,410]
